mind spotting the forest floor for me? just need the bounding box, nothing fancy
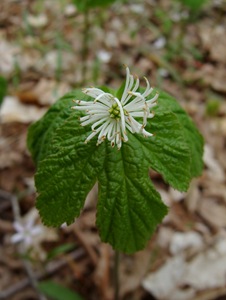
[0,0,226,299]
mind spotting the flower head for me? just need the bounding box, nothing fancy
[72,67,158,149]
[11,218,43,248]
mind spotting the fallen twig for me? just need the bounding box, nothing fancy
[0,189,12,211]
[10,192,47,300]
[0,248,85,299]
[73,225,99,266]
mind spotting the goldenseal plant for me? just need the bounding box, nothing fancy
[27,67,204,254]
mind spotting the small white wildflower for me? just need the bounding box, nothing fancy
[72,67,159,149]
[11,218,43,248]
[64,4,77,17]
[158,68,169,78]
[153,37,166,49]
[97,50,112,63]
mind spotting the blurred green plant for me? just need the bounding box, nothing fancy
[47,243,76,260]
[12,58,21,89]
[72,0,121,85]
[154,8,173,36]
[205,99,220,116]
[55,34,63,82]
[38,280,83,300]
[177,0,208,11]
[0,76,7,106]
[72,0,118,12]
[22,9,34,36]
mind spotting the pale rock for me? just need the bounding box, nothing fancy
[157,227,174,249]
[43,50,76,72]
[185,181,200,212]
[169,231,203,255]
[129,4,145,14]
[216,238,226,254]
[170,11,189,22]
[169,187,186,202]
[204,144,225,182]
[158,188,170,206]
[27,14,48,28]
[64,4,77,17]
[143,236,226,300]
[105,31,119,48]
[220,118,226,136]
[186,239,226,289]
[32,79,70,105]
[199,24,226,64]
[210,26,226,63]
[213,0,224,6]
[194,222,210,235]
[0,41,20,75]
[0,96,47,123]
[142,255,191,300]
[198,64,226,93]
[199,198,226,228]
[111,18,123,30]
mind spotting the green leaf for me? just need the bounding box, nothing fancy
[38,280,83,300]
[136,111,191,191]
[35,114,106,227]
[96,138,168,254]
[116,81,126,100]
[47,243,75,260]
[0,76,7,106]
[155,92,204,178]
[27,90,91,165]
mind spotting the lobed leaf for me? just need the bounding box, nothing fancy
[35,114,105,226]
[155,92,204,178]
[96,139,168,253]
[27,90,91,165]
[136,111,191,191]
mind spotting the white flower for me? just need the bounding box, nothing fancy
[72,67,159,149]
[153,37,166,49]
[11,218,43,248]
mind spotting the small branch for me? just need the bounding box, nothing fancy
[73,225,98,266]
[0,189,13,211]
[0,248,85,299]
[0,219,13,233]
[113,250,120,300]
[10,194,47,299]
[81,9,90,85]
[10,193,21,222]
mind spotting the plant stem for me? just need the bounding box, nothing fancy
[114,250,120,300]
[81,9,90,85]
